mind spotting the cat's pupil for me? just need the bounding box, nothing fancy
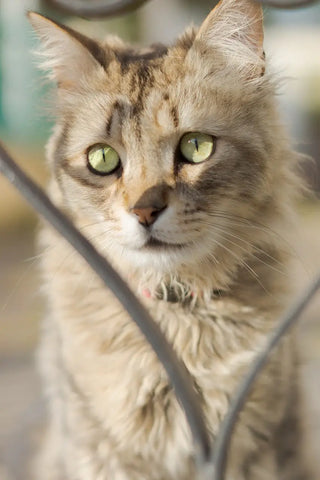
[193,139,199,152]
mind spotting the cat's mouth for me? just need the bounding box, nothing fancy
[143,236,188,250]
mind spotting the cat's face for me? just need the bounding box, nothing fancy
[30,1,288,283]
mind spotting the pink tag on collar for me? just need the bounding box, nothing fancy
[142,288,152,299]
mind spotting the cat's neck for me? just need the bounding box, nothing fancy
[120,246,291,314]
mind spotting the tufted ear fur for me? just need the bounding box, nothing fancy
[28,12,109,90]
[194,0,265,78]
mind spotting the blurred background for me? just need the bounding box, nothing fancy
[0,0,319,479]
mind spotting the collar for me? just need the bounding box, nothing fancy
[141,285,223,304]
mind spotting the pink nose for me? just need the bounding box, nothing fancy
[131,206,166,227]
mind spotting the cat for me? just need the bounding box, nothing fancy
[28,0,311,479]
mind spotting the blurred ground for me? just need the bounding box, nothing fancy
[0,165,319,478]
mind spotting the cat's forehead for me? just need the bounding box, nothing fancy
[71,25,263,148]
[91,37,197,138]
[111,50,169,100]
[112,43,169,71]
[102,28,197,97]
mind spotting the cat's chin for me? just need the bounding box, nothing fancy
[114,242,229,300]
[143,237,189,251]
[115,240,203,276]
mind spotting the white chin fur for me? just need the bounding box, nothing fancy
[117,242,207,274]
[126,248,184,272]
[97,213,213,274]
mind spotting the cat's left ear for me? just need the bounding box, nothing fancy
[28,12,109,89]
[194,0,265,78]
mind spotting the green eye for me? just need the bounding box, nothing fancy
[87,144,120,176]
[179,132,215,164]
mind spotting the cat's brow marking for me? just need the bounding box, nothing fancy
[161,92,179,129]
[170,105,179,129]
[131,62,155,119]
[106,107,115,137]
[106,100,126,139]
[114,44,168,75]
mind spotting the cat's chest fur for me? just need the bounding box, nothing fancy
[39,229,292,480]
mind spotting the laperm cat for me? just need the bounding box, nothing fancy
[29,0,311,479]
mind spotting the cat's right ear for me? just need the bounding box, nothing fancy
[28,12,110,89]
[193,0,265,79]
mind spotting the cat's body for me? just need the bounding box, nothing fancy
[29,1,310,479]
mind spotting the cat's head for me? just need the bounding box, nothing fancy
[29,0,299,294]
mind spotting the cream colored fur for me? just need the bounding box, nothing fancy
[29,1,310,479]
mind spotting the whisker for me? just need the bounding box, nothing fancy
[208,237,270,294]
[77,220,109,232]
[207,209,307,272]
[1,255,39,315]
[198,220,288,277]
[217,232,287,277]
[42,226,114,293]
[192,238,219,266]
[215,228,284,267]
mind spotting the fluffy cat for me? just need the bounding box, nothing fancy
[29,0,310,479]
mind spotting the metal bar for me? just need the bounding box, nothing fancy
[43,0,152,18]
[257,0,319,8]
[0,141,211,468]
[43,0,319,19]
[212,272,320,480]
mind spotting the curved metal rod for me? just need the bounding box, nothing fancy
[43,0,151,18]
[43,0,319,18]
[257,0,319,8]
[212,271,320,480]
[0,141,211,469]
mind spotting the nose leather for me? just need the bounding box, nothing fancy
[131,205,166,227]
[130,183,170,227]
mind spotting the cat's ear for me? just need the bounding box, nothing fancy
[28,12,109,89]
[195,0,265,78]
